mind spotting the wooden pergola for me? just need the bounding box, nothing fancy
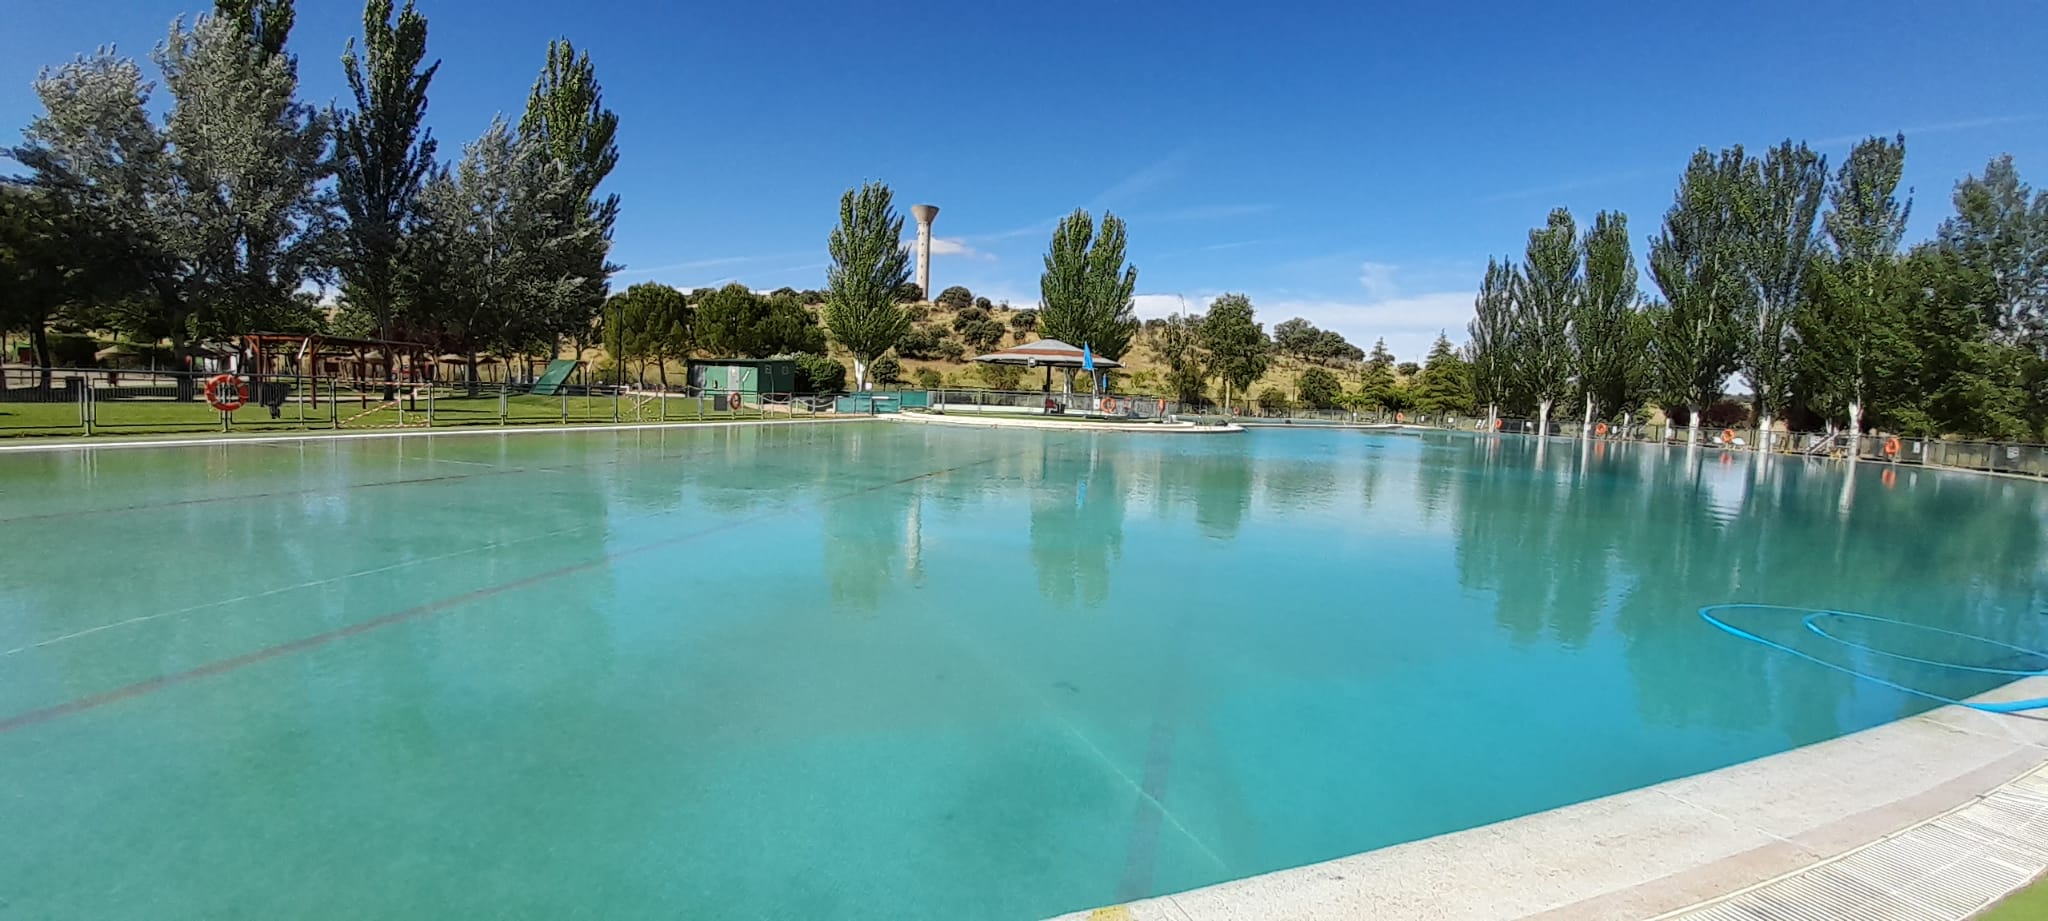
[240,333,433,406]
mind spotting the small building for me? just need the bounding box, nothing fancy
[687,358,796,395]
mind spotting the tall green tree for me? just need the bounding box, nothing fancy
[13,18,332,395]
[412,121,604,382]
[1647,147,1754,444]
[214,0,295,60]
[1358,337,1400,410]
[335,0,438,353]
[1798,135,1914,440]
[1198,293,1269,412]
[1738,141,1827,450]
[1466,257,1520,423]
[520,39,619,354]
[822,181,912,388]
[1038,208,1139,360]
[1514,208,1580,435]
[1939,154,2048,347]
[0,188,117,388]
[1574,210,1640,429]
[1151,311,1208,405]
[521,39,619,204]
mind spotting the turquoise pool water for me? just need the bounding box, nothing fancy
[2,423,2044,919]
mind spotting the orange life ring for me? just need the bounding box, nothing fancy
[1157,399,1166,415]
[1100,396,1118,413]
[1884,436,1901,457]
[1395,412,1406,423]
[204,374,248,412]
[727,391,742,408]
[1720,428,1735,444]
[1492,418,1502,430]
[1595,422,1609,435]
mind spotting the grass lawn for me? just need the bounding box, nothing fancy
[1979,873,2048,919]
[1,389,788,438]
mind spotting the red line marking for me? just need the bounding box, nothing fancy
[0,458,993,735]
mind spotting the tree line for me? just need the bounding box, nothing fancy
[1468,134,2048,445]
[0,0,619,397]
[1147,295,1474,416]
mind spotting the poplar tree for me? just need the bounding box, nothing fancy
[1038,208,1139,361]
[1647,147,1753,444]
[1739,141,1827,451]
[1515,208,1580,435]
[1574,210,1639,430]
[823,181,912,388]
[335,0,438,350]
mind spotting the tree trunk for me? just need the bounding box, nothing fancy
[656,358,669,391]
[1846,402,1864,462]
[1757,413,1774,454]
[30,323,52,391]
[1537,398,1552,438]
[1582,392,1593,439]
[853,356,868,392]
[467,351,480,398]
[1686,406,1702,446]
[169,324,195,401]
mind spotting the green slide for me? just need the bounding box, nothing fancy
[530,359,581,396]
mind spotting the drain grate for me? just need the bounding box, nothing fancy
[1657,766,2048,921]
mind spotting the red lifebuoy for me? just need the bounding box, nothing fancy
[1884,436,1901,457]
[1156,399,1166,415]
[1100,397,1118,413]
[1395,412,1406,423]
[728,391,742,409]
[1595,422,1609,435]
[1720,428,1735,445]
[1492,418,1502,430]
[204,374,248,412]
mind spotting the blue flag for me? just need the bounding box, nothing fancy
[1082,342,1094,372]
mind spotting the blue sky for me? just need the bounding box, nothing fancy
[7,0,2048,361]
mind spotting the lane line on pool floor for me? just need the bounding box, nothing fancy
[0,455,1001,736]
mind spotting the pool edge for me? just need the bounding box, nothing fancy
[1052,677,2048,921]
[0,415,872,453]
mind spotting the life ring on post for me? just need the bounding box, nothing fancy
[1492,418,1503,431]
[1395,412,1406,423]
[1884,436,1902,457]
[1100,396,1118,414]
[1595,422,1609,436]
[204,374,249,412]
[727,391,742,409]
[1720,428,1735,445]
[1156,399,1166,415]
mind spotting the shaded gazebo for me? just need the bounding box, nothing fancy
[970,338,1120,392]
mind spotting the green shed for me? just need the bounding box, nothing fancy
[687,358,796,395]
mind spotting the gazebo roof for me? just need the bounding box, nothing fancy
[970,338,1122,369]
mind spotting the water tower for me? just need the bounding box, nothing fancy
[911,204,939,299]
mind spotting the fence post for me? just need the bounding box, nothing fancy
[613,385,620,423]
[79,380,92,436]
[330,376,339,429]
[560,385,568,424]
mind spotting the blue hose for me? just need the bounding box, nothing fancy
[1697,603,2048,714]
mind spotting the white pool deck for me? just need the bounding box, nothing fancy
[1053,678,2048,921]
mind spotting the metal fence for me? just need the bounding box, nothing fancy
[1455,414,2048,479]
[0,367,834,438]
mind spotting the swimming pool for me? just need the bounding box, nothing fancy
[2,423,2043,919]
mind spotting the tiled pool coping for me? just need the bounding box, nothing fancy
[1053,677,2048,921]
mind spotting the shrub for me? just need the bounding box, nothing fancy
[977,363,1024,390]
[913,367,943,390]
[935,286,974,311]
[936,339,966,362]
[868,353,902,388]
[1256,387,1293,416]
[793,353,847,394]
[1297,367,1343,410]
[973,296,993,311]
[896,326,941,359]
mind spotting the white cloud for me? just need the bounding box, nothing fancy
[1358,261,1399,300]
[926,237,995,261]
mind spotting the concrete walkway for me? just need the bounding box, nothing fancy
[1053,678,2048,921]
